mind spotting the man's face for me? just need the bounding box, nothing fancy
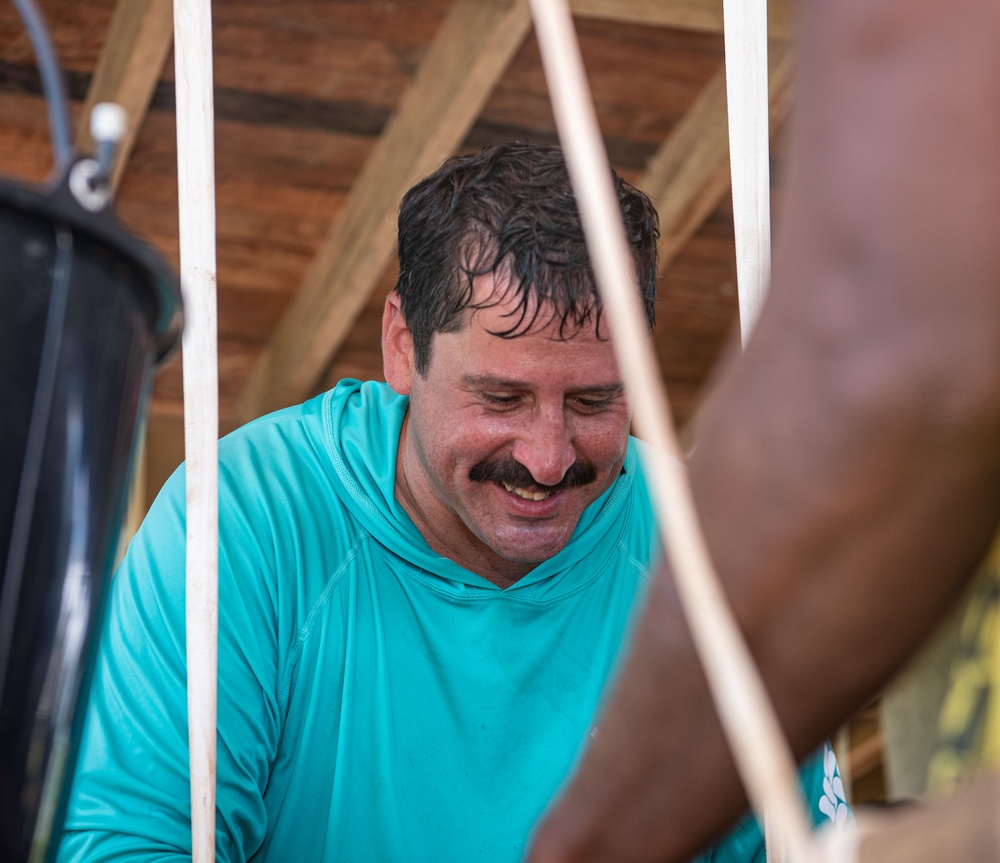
[384,275,632,587]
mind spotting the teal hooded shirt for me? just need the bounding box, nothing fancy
[58,380,845,862]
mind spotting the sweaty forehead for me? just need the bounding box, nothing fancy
[450,315,625,389]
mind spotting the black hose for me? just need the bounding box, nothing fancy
[10,0,74,171]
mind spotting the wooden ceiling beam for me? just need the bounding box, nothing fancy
[569,0,794,40]
[235,0,532,422]
[643,40,793,275]
[75,0,173,192]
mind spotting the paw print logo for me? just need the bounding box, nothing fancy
[818,743,850,827]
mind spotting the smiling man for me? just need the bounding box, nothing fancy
[385,271,630,587]
[58,143,838,863]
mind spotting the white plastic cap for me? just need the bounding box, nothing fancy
[90,102,128,144]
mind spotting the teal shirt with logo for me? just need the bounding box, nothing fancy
[58,380,845,862]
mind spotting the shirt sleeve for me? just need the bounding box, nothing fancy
[806,741,851,830]
[56,462,283,863]
[692,742,851,863]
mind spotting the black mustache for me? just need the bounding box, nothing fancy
[468,457,597,492]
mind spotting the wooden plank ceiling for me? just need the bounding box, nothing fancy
[0,0,794,502]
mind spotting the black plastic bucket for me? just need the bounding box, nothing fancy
[0,167,183,861]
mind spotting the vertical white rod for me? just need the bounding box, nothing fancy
[724,1,795,859]
[528,2,816,861]
[724,0,772,344]
[173,0,218,860]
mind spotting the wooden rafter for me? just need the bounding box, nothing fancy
[644,40,793,275]
[234,0,533,421]
[75,0,173,192]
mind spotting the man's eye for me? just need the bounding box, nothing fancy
[482,393,519,406]
[573,396,613,411]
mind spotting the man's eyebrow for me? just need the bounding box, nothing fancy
[463,374,527,389]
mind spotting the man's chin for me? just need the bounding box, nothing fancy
[486,531,574,566]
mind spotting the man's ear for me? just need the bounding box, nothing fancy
[382,291,415,395]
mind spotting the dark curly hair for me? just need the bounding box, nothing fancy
[394,141,660,375]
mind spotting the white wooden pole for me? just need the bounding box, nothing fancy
[173,0,218,860]
[724,1,789,859]
[724,0,772,344]
[527,2,817,861]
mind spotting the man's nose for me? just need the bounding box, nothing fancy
[511,408,576,487]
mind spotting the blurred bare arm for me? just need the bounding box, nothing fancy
[527,0,1000,860]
